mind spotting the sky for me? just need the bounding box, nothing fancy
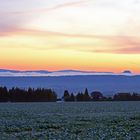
[0,0,140,73]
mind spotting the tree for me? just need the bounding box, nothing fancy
[91,91,103,101]
[83,88,90,101]
[0,87,8,102]
[132,93,140,101]
[63,90,70,101]
[76,92,84,101]
[70,93,75,101]
[114,92,135,101]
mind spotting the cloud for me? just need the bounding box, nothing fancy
[113,47,140,54]
[0,0,140,54]
[0,11,29,36]
[0,0,88,36]
[1,26,140,54]
[0,0,88,15]
[33,0,89,13]
[79,36,140,54]
[88,47,140,54]
[22,30,140,54]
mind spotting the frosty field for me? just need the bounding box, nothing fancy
[0,102,139,140]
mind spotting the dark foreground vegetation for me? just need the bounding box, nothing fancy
[0,87,57,102]
[0,87,140,102]
[63,88,140,102]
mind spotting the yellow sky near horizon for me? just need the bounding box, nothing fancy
[0,0,140,73]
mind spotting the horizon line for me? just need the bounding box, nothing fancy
[0,68,134,74]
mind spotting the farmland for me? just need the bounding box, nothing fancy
[0,102,139,139]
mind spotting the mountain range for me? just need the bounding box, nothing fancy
[0,69,134,77]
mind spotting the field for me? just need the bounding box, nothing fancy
[0,102,139,140]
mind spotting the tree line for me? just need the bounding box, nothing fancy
[0,87,57,102]
[0,87,140,102]
[63,88,140,102]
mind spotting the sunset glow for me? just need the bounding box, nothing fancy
[0,0,140,73]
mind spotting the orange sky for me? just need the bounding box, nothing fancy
[0,0,140,73]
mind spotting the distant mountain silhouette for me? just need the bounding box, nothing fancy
[122,70,132,74]
[0,69,19,73]
[23,70,51,74]
[54,70,95,73]
[0,69,133,76]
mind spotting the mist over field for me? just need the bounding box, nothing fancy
[0,75,140,97]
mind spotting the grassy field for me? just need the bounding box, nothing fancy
[0,102,139,140]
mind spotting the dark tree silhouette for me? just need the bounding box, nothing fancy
[91,91,103,101]
[0,87,57,102]
[63,90,70,101]
[76,92,84,101]
[83,88,91,101]
[131,93,140,101]
[0,87,8,102]
[113,92,140,101]
[0,86,140,102]
[70,93,75,101]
